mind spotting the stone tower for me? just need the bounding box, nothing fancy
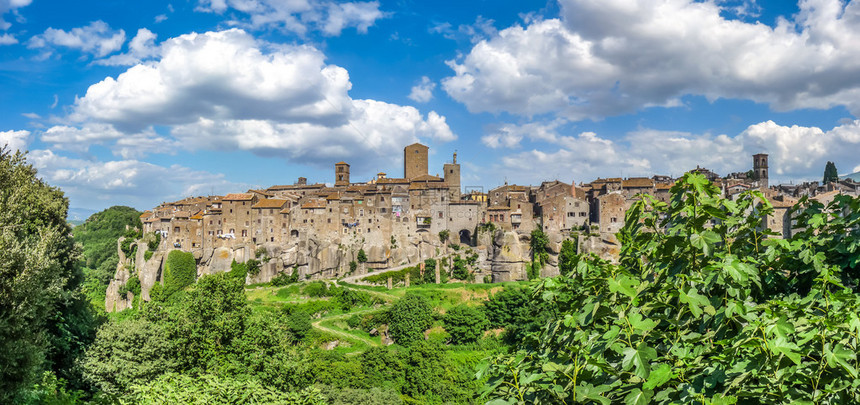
[443,151,461,199]
[404,143,429,180]
[335,161,350,186]
[753,153,768,189]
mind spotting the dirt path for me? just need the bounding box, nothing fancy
[312,307,380,348]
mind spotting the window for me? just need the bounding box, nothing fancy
[241,230,247,237]
[438,211,443,218]
[230,228,235,234]
[611,217,617,223]
[230,209,233,213]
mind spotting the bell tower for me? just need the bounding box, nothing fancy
[753,153,768,189]
[335,161,350,187]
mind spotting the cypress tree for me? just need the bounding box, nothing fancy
[823,161,839,184]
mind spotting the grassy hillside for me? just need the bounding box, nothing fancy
[72,206,142,306]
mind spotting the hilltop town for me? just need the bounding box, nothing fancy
[106,143,860,311]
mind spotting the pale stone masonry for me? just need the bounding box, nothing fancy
[133,144,859,298]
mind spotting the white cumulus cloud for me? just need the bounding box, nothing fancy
[443,0,860,120]
[489,120,860,185]
[0,129,30,152]
[196,0,386,36]
[408,76,436,103]
[29,149,251,209]
[28,20,126,57]
[0,0,31,30]
[64,29,454,170]
[96,28,159,66]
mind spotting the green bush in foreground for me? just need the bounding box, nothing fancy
[443,304,489,345]
[388,294,434,346]
[480,173,860,404]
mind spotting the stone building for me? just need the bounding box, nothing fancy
[404,143,429,180]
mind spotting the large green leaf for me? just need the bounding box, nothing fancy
[624,388,653,405]
[623,342,657,379]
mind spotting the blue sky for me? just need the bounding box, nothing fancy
[1,0,859,215]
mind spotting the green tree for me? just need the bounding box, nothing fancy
[823,160,839,183]
[388,293,434,346]
[81,318,178,395]
[357,249,368,263]
[443,304,489,345]
[0,148,92,401]
[162,250,196,298]
[529,228,549,278]
[438,229,450,244]
[171,273,250,371]
[558,239,578,276]
[480,173,860,404]
[73,206,142,305]
[451,255,469,280]
[423,259,437,284]
[286,310,312,341]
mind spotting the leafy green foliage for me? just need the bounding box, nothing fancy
[443,305,489,345]
[349,260,358,273]
[388,293,434,346]
[118,275,141,297]
[439,230,450,243]
[479,173,860,404]
[124,373,326,405]
[357,249,368,263]
[162,250,196,298]
[0,149,97,401]
[452,255,470,280]
[558,239,577,276]
[303,281,328,297]
[362,266,421,285]
[246,259,261,276]
[271,268,300,286]
[529,228,549,274]
[81,318,178,395]
[286,310,312,341]
[423,259,437,284]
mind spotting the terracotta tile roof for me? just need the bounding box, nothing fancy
[140,211,153,219]
[377,177,409,184]
[622,178,654,188]
[173,211,191,218]
[326,193,341,201]
[409,183,428,190]
[411,174,443,182]
[223,193,254,201]
[252,198,289,209]
[656,183,673,190]
[248,189,273,197]
[301,200,326,209]
[190,211,204,220]
[335,161,349,165]
[279,207,291,214]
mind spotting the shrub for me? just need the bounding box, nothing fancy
[144,250,153,261]
[228,260,247,281]
[147,232,161,251]
[162,250,196,298]
[287,310,312,341]
[443,304,489,345]
[438,230,450,244]
[303,281,328,297]
[346,315,361,329]
[119,275,141,297]
[349,261,358,273]
[452,255,469,280]
[246,259,261,276]
[558,239,577,276]
[388,294,434,346]
[423,259,437,284]
[357,249,368,263]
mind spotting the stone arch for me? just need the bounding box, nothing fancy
[459,229,473,246]
[290,229,299,238]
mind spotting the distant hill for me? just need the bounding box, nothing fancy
[843,171,860,181]
[68,207,97,222]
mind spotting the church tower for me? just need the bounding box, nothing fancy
[753,153,768,189]
[335,161,350,187]
[443,151,461,199]
[404,143,429,180]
